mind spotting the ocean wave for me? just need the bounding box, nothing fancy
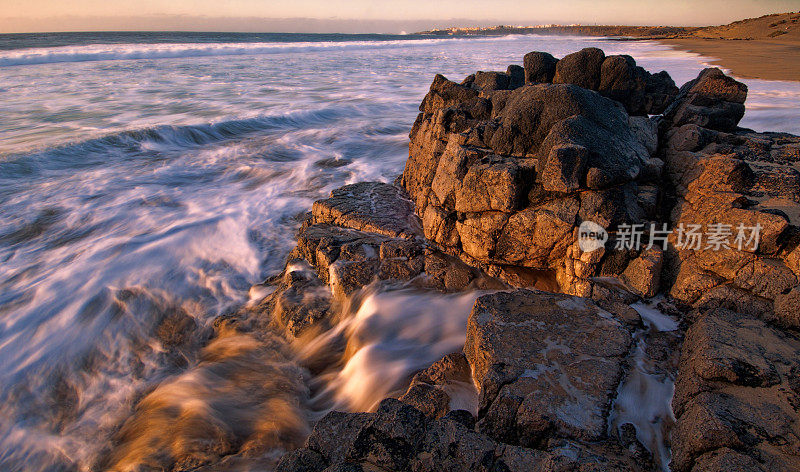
[0,36,516,67]
[0,103,390,176]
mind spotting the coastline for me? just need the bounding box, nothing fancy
[656,38,800,81]
[416,10,800,83]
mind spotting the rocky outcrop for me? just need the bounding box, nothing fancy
[267,49,800,472]
[404,53,800,312]
[527,47,679,116]
[659,72,800,321]
[290,181,495,301]
[465,290,633,446]
[671,308,800,471]
[402,55,672,296]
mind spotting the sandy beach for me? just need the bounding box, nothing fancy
[659,38,800,81]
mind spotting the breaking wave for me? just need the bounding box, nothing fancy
[0,37,518,67]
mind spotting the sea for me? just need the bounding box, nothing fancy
[1,31,799,471]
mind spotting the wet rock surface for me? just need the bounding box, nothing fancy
[398,352,474,419]
[465,289,633,446]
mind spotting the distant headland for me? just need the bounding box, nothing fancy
[417,11,800,81]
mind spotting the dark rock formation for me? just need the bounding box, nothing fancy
[553,47,606,90]
[523,47,678,116]
[663,68,748,131]
[523,51,558,84]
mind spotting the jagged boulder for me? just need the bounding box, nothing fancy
[403,68,656,294]
[522,48,678,115]
[663,67,748,131]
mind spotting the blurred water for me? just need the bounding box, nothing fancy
[0,33,798,471]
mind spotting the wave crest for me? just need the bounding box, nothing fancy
[0,37,515,67]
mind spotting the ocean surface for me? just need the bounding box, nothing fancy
[1,31,799,471]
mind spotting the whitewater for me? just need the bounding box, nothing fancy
[1,32,799,471]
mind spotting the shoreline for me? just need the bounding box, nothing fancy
[656,38,800,82]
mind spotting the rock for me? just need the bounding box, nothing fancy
[622,247,663,298]
[307,399,427,471]
[552,47,606,90]
[404,75,650,292]
[306,411,373,465]
[628,115,659,156]
[413,413,499,472]
[523,51,558,84]
[671,308,800,472]
[644,70,679,115]
[773,285,800,329]
[401,49,691,294]
[420,74,480,114]
[682,67,747,104]
[256,261,332,338]
[472,71,510,91]
[454,156,525,212]
[540,143,589,192]
[506,64,524,89]
[664,68,748,131]
[275,448,328,472]
[293,223,387,297]
[598,54,648,115]
[464,289,632,446]
[291,179,498,298]
[312,182,422,238]
[398,382,452,420]
[690,448,767,472]
[399,352,474,419]
[296,395,648,472]
[661,106,799,313]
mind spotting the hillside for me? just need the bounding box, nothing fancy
[691,11,800,41]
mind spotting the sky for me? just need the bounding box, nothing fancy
[1,0,798,34]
